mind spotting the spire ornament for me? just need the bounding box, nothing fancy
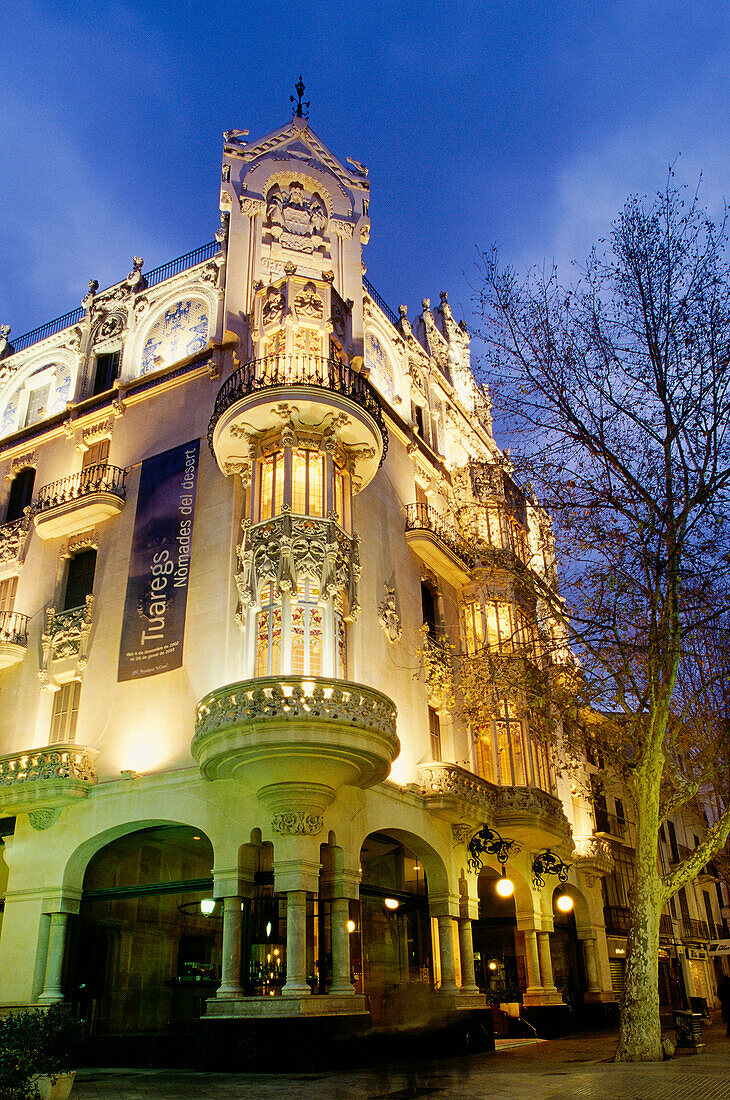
[291,75,310,119]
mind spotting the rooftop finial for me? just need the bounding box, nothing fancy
[291,75,309,119]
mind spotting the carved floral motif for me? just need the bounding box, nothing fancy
[377,586,402,643]
[271,811,324,836]
[236,511,360,619]
[0,745,97,786]
[40,596,94,680]
[194,677,397,744]
[571,834,614,875]
[0,517,29,564]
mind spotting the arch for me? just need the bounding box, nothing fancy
[62,816,215,896]
[364,326,399,405]
[125,286,217,381]
[0,351,78,438]
[552,881,592,936]
[351,819,451,899]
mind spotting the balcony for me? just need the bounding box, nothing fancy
[33,464,127,540]
[208,356,388,492]
[0,744,98,817]
[193,677,399,829]
[0,517,30,567]
[0,611,29,670]
[660,913,674,937]
[417,761,572,846]
[594,808,627,840]
[571,834,615,876]
[405,503,473,588]
[680,917,709,943]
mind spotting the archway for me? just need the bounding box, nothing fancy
[357,832,433,1025]
[550,885,586,1009]
[66,824,218,1037]
[473,866,522,999]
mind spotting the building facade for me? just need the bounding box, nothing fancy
[0,115,621,1064]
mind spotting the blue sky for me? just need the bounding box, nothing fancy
[3,1,730,336]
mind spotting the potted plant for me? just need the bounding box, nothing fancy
[0,1005,83,1100]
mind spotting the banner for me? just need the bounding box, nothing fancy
[118,439,200,681]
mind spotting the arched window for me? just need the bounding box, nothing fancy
[140,298,209,375]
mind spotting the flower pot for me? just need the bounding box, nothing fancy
[33,1071,76,1100]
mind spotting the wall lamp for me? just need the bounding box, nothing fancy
[467,823,519,873]
[531,849,570,889]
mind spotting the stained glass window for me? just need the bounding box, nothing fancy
[292,449,324,516]
[256,585,281,677]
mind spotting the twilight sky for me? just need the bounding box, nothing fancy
[3,0,730,339]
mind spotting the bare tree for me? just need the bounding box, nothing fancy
[477,181,730,1062]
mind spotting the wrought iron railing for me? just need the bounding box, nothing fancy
[7,241,218,355]
[208,355,388,462]
[681,917,709,942]
[35,464,127,513]
[363,277,400,328]
[0,611,28,647]
[594,807,627,839]
[659,913,674,937]
[405,502,475,569]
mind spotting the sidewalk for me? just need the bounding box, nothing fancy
[73,1016,730,1100]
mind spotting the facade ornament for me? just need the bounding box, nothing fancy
[294,284,323,319]
[0,516,30,564]
[29,808,61,831]
[222,164,231,183]
[126,257,146,294]
[265,181,327,252]
[0,325,13,360]
[110,396,124,418]
[330,219,354,239]
[215,212,229,245]
[39,596,94,685]
[133,295,149,319]
[271,811,324,836]
[452,823,473,845]
[377,585,402,643]
[92,312,126,345]
[283,262,297,276]
[262,288,285,327]
[346,156,369,177]
[200,261,220,286]
[10,453,38,476]
[82,280,99,312]
[239,196,266,217]
[62,419,75,439]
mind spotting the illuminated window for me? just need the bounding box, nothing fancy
[292,449,324,516]
[495,700,527,786]
[474,727,495,783]
[462,600,484,656]
[258,451,285,520]
[294,328,322,357]
[265,331,285,358]
[256,584,281,677]
[50,681,81,744]
[428,706,442,761]
[333,463,351,532]
[291,579,322,677]
[0,576,17,617]
[24,382,51,428]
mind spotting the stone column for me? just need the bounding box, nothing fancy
[457,918,479,994]
[537,931,557,992]
[38,913,69,1003]
[329,896,355,994]
[582,937,601,994]
[217,896,244,997]
[437,915,460,994]
[282,890,310,996]
[523,929,542,993]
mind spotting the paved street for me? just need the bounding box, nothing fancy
[72,1016,730,1099]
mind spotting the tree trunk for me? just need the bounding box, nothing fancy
[615,772,664,1062]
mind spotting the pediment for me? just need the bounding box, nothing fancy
[229,120,369,198]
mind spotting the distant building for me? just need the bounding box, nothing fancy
[0,113,622,1065]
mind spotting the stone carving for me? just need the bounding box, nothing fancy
[262,287,285,326]
[0,325,12,360]
[294,283,323,319]
[0,517,30,564]
[0,745,97,786]
[40,596,94,678]
[571,834,614,875]
[126,257,145,293]
[377,586,402,643]
[194,677,398,744]
[271,811,324,836]
[82,280,99,311]
[29,808,60,830]
[92,312,125,345]
[265,182,328,252]
[236,512,360,619]
[330,219,354,239]
[10,453,37,476]
[418,761,572,837]
[240,196,266,217]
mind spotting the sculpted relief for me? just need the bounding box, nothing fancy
[265,182,328,254]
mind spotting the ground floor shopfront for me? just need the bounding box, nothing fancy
[0,768,617,1067]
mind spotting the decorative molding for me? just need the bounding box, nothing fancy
[330,219,354,239]
[0,745,97,786]
[9,452,38,477]
[271,811,324,836]
[239,196,266,217]
[236,512,360,620]
[571,834,614,876]
[29,808,60,830]
[377,585,402,643]
[0,517,30,564]
[60,531,99,560]
[195,677,397,745]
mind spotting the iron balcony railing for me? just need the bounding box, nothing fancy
[659,913,674,937]
[681,917,709,942]
[8,241,218,356]
[405,502,475,569]
[363,276,400,328]
[35,464,127,514]
[594,807,627,839]
[208,355,388,462]
[603,905,631,934]
[0,611,29,647]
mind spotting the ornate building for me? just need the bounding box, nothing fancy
[0,109,622,1067]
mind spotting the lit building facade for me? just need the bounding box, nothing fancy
[0,114,621,1064]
